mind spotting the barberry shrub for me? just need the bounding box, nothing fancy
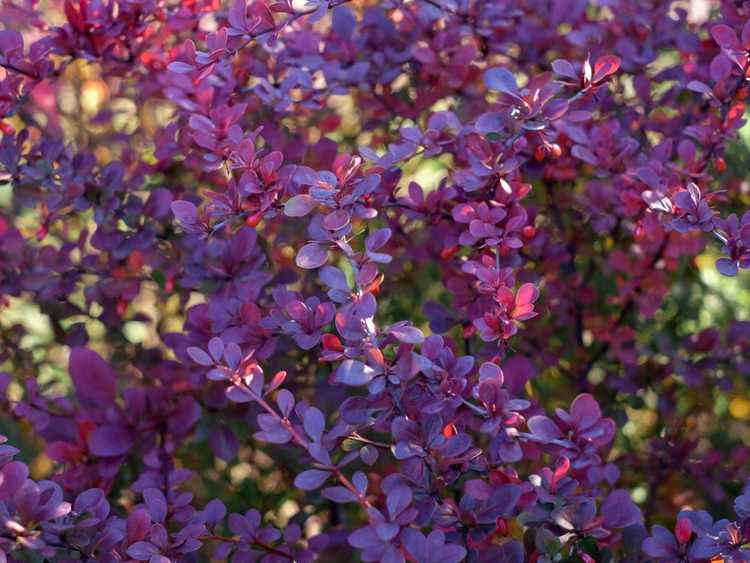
[1,0,750,561]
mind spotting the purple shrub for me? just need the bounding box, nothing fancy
[1,0,750,561]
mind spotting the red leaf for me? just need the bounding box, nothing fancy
[592,55,621,84]
[64,0,85,32]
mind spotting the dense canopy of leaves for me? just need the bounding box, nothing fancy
[1,0,750,561]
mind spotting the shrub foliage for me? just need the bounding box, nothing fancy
[1,0,750,561]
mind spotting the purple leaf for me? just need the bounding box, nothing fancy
[551,58,577,80]
[226,385,255,403]
[710,54,733,83]
[642,526,678,558]
[227,0,249,32]
[386,485,412,519]
[276,389,295,417]
[484,67,518,94]
[360,445,379,465]
[322,209,350,231]
[303,407,325,442]
[320,266,349,291]
[296,243,329,269]
[570,393,601,430]
[224,343,242,369]
[365,228,392,251]
[284,194,316,217]
[475,112,505,134]
[451,203,476,223]
[208,426,239,461]
[203,499,227,527]
[0,30,23,57]
[602,489,641,528]
[294,469,330,491]
[386,322,425,344]
[571,145,599,165]
[186,346,213,366]
[308,442,332,466]
[143,488,168,523]
[349,526,380,549]
[171,200,201,232]
[332,360,376,386]
[167,61,196,73]
[127,541,160,560]
[322,486,357,502]
[686,80,713,95]
[716,257,739,276]
[527,416,561,441]
[0,461,28,500]
[479,362,503,384]
[69,348,116,404]
[332,6,356,38]
[88,424,133,457]
[208,337,224,362]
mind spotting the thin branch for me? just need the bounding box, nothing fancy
[199,535,294,559]
[0,61,39,80]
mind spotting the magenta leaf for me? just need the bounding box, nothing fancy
[711,24,740,49]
